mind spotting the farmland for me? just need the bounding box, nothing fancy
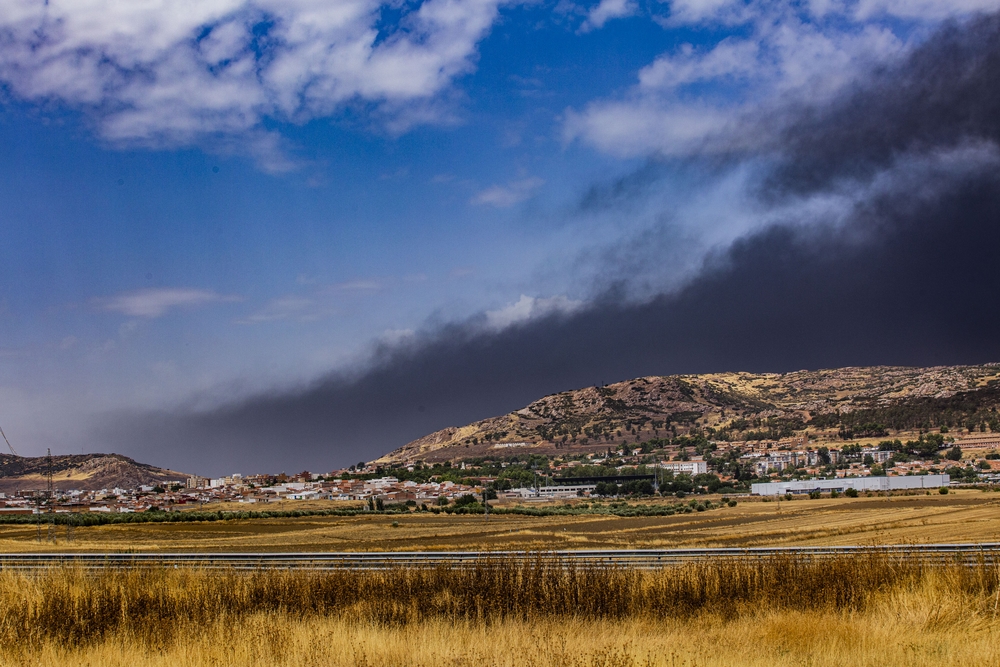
[2,490,999,552]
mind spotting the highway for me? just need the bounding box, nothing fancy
[1,543,999,569]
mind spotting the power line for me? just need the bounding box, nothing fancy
[0,424,17,457]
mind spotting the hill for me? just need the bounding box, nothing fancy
[375,364,1000,465]
[0,453,188,492]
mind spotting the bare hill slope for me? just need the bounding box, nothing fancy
[0,453,189,492]
[375,364,1000,464]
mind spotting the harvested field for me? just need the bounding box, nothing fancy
[1,489,1000,552]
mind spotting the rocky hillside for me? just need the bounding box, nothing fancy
[375,364,1000,464]
[0,453,188,492]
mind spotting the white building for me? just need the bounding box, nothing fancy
[860,448,891,463]
[751,474,950,496]
[660,460,708,475]
[537,484,596,497]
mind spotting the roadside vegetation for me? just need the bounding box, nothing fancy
[1,554,998,666]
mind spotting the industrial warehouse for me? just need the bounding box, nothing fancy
[751,474,950,496]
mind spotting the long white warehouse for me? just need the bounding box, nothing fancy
[751,474,949,496]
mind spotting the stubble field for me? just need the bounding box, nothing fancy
[2,489,999,552]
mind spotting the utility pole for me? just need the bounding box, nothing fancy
[46,449,54,543]
[46,448,53,497]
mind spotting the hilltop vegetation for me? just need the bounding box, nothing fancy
[377,364,1000,465]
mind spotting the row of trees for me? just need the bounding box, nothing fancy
[589,472,745,498]
[815,384,1000,433]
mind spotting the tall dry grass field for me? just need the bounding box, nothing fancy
[1,555,999,666]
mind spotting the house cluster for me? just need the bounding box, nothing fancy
[0,471,491,514]
[3,430,997,514]
[0,484,189,514]
[736,436,1000,480]
[233,476,484,504]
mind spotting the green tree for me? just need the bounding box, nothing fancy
[946,446,962,461]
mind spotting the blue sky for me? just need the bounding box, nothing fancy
[1,0,998,467]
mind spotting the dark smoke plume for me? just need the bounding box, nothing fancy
[94,13,1000,475]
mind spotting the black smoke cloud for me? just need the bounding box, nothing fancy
[94,13,1000,476]
[766,12,1000,196]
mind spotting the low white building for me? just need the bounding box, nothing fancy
[537,484,597,497]
[751,474,950,496]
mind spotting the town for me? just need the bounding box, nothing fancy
[2,429,998,515]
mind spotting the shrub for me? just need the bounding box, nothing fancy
[727,500,737,507]
[845,488,859,498]
[939,487,949,495]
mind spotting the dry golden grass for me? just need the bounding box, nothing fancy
[3,489,1000,553]
[1,555,999,666]
[6,611,1000,667]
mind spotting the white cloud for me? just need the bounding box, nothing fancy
[638,39,760,90]
[236,295,317,324]
[854,0,1000,20]
[581,0,637,32]
[665,0,750,24]
[563,100,735,157]
[96,288,240,318]
[565,10,906,158]
[327,279,382,292]
[484,294,584,330]
[471,177,545,207]
[0,0,509,165]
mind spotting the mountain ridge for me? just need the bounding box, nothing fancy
[375,364,1000,465]
[0,452,189,492]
